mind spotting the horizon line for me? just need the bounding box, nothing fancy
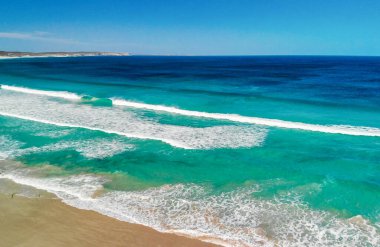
[1,50,380,57]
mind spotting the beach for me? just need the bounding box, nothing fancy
[0,180,218,247]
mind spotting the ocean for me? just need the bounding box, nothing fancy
[0,56,379,246]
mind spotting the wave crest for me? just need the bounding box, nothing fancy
[2,84,380,137]
[0,89,267,149]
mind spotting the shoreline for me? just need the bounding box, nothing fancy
[0,183,220,247]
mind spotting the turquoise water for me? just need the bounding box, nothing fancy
[0,56,379,246]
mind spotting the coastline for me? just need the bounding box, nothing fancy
[0,183,220,247]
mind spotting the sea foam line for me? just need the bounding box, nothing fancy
[0,111,189,149]
[1,85,81,100]
[112,99,380,137]
[2,84,380,137]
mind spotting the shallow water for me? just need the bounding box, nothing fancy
[0,56,379,246]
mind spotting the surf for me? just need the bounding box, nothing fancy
[1,84,81,100]
[0,90,267,149]
[2,84,380,137]
[1,162,379,247]
[0,111,192,149]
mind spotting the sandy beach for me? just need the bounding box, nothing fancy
[0,189,219,247]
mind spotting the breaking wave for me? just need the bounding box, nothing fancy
[2,84,380,137]
[0,89,267,149]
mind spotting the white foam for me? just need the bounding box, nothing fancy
[2,119,74,138]
[22,139,134,159]
[2,84,380,137]
[1,85,82,100]
[0,90,267,149]
[0,136,24,160]
[0,172,106,201]
[33,129,74,138]
[113,98,380,137]
[0,111,188,148]
[0,166,378,247]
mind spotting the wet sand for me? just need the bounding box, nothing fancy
[0,192,219,247]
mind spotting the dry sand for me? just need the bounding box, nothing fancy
[0,192,219,247]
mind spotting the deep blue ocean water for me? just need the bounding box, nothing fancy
[0,56,379,246]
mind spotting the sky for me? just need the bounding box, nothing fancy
[0,0,379,55]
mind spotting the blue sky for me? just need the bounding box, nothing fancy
[0,0,379,55]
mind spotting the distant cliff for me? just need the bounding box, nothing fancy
[0,51,130,58]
